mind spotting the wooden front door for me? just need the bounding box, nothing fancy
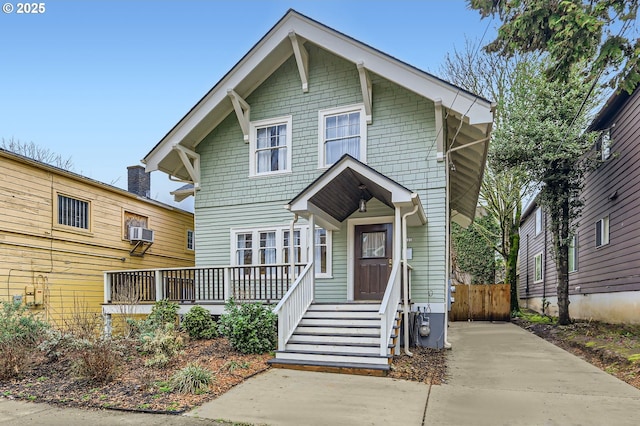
[354,223,393,300]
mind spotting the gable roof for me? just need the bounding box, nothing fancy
[142,9,494,225]
[287,154,426,230]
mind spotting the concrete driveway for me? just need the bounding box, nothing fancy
[188,322,640,426]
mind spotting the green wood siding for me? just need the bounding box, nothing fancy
[194,44,447,305]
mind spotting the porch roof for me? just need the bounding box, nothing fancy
[286,155,426,230]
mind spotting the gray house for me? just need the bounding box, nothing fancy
[106,10,493,374]
[519,85,640,324]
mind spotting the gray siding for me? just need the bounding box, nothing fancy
[519,88,640,300]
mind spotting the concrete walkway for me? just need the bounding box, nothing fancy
[2,321,640,425]
[427,322,640,426]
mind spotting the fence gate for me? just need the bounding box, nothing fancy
[449,284,510,321]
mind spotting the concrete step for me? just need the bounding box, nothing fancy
[274,350,391,366]
[267,358,389,376]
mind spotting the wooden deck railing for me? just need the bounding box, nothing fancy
[104,264,304,305]
[378,260,402,357]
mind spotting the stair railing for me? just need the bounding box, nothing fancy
[378,260,402,357]
[273,263,314,351]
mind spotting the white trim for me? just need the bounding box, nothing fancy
[346,216,394,301]
[533,251,543,283]
[595,216,610,248]
[288,31,309,92]
[248,115,292,177]
[229,224,332,277]
[317,104,367,168]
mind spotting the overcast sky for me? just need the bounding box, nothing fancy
[0,0,497,212]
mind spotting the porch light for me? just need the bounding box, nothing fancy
[358,184,367,213]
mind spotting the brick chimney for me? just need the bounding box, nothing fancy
[127,165,151,198]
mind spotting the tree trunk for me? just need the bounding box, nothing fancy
[507,202,522,313]
[552,193,571,325]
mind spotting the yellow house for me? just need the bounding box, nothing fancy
[0,148,194,325]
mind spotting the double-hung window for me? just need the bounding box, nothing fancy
[57,194,90,230]
[232,226,332,277]
[187,229,195,251]
[249,116,292,176]
[595,216,609,248]
[534,252,543,282]
[319,105,367,167]
[535,208,542,236]
[568,235,577,273]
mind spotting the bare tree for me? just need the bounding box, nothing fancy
[1,137,74,171]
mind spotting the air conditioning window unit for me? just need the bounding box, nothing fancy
[129,226,154,243]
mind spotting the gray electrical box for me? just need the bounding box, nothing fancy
[12,294,23,305]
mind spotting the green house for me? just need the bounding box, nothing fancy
[113,10,493,374]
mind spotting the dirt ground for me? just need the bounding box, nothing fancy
[0,337,447,414]
[512,314,640,390]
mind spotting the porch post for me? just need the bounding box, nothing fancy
[308,213,315,297]
[155,269,163,301]
[395,207,402,356]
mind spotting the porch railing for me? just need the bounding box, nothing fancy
[273,263,314,350]
[378,260,402,357]
[104,264,304,305]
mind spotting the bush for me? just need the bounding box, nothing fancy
[146,299,179,329]
[218,299,277,354]
[171,363,213,394]
[141,323,184,367]
[182,306,217,339]
[0,301,49,379]
[70,337,123,383]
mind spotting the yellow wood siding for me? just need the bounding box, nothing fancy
[0,151,194,325]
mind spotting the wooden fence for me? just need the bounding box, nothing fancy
[449,283,511,321]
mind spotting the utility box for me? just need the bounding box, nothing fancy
[24,286,44,306]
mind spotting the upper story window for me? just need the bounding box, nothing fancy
[596,128,612,161]
[57,194,89,230]
[249,116,292,176]
[595,216,609,248]
[187,229,195,251]
[535,207,542,236]
[124,211,148,240]
[319,104,367,167]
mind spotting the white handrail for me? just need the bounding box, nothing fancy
[378,260,402,356]
[274,263,314,350]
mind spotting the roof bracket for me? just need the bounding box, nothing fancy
[289,31,309,93]
[227,89,250,142]
[173,144,201,189]
[357,62,372,124]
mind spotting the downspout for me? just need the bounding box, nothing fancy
[402,204,419,356]
[443,151,453,349]
[290,214,299,287]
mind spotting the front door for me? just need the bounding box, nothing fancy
[354,223,393,300]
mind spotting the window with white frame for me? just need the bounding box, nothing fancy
[597,128,612,161]
[231,226,332,277]
[319,105,367,167]
[534,252,543,282]
[595,216,609,248]
[568,235,577,272]
[57,194,89,230]
[187,229,195,251]
[249,116,292,176]
[535,207,542,236]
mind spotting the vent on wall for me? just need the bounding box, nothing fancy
[129,226,154,243]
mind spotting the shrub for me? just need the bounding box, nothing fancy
[182,306,218,339]
[0,301,49,379]
[146,299,179,329]
[171,363,213,394]
[218,299,277,354]
[141,323,184,367]
[70,337,123,383]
